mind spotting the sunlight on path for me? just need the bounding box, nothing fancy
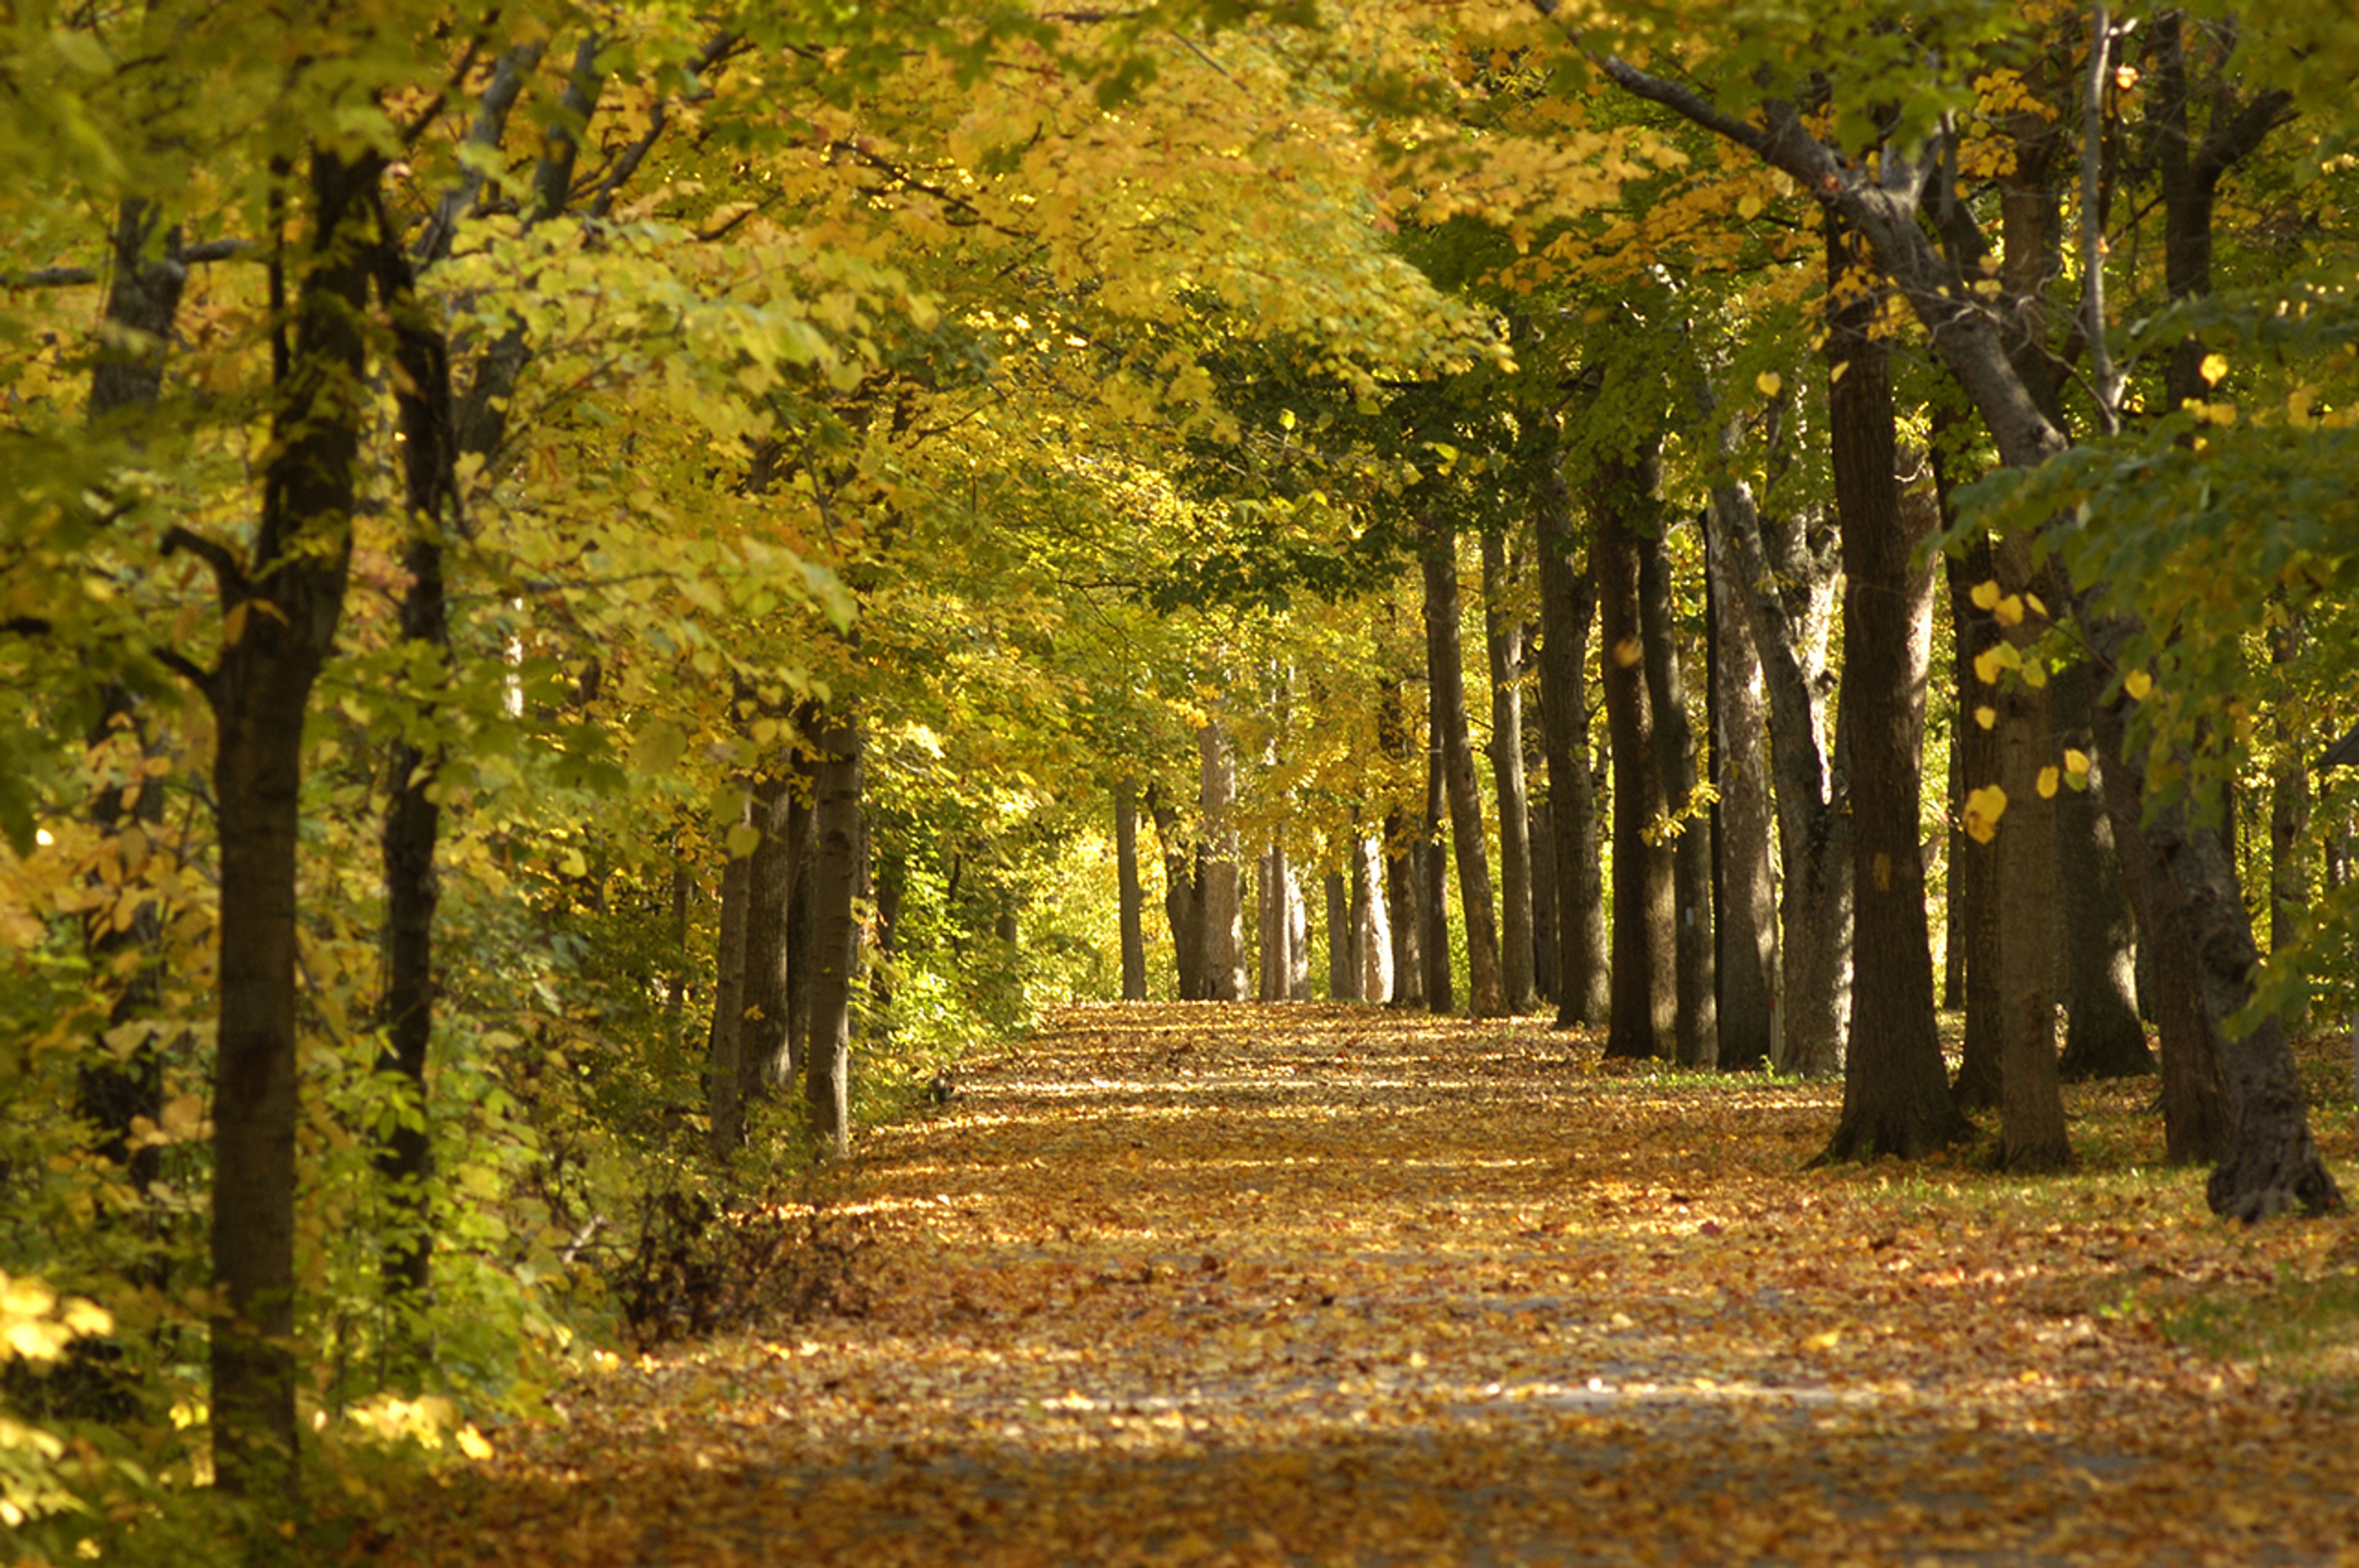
[388,1004,2359,1567]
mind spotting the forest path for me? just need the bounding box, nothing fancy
[386,1003,2359,1567]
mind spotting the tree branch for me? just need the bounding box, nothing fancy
[161,525,249,600]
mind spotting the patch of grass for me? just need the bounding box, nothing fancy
[2161,1260,2359,1402]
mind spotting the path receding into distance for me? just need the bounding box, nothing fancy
[379,1003,2359,1567]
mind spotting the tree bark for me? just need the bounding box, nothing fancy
[1148,784,1205,999]
[1533,440,1611,1026]
[1379,679,1425,1009]
[1817,218,1971,1162]
[1324,869,1357,999]
[1940,525,2006,1112]
[804,707,862,1156]
[707,796,754,1159]
[1592,454,1676,1060]
[1482,532,1538,1014]
[1638,517,1716,1066]
[2052,661,2154,1079]
[1116,778,1149,1000]
[1699,428,1848,1077]
[2269,618,2312,1036]
[201,146,380,1513]
[1198,719,1246,1002]
[1705,505,1777,1071]
[740,773,797,1103]
[1425,529,1506,1017]
[1421,701,1454,1014]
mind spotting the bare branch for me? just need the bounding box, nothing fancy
[161,525,249,599]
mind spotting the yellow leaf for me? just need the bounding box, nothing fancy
[456,1424,495,1461]
[2201,351,2229,387]
[1963,784,2009,843]
[2123,669,2153,700]
[2037,766,2060,798]
[2025,593,2048,618]
[1973,647,2008,685]
[222,601,249,647]
[1736,192,1764,220]
[1755,371,1782,397]
[1612,637,1643,669]
[2064,749,2091,775]
[1993,594,2025,627]
[1974,705,1997,730]
[1970,579,2002,611]
[725,822,762,859]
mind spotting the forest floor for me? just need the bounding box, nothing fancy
[362,1004,2359,1567]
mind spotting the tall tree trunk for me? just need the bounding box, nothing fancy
[1353,837,1390,1002]
[2052,661,2153,1079]
[2093,702,2232,1164]
[1324,869,1356,1000]
[1116,778,1148,1001]
[198,146,380,1513]
[1705,505,1777,1071]
[1421,704,1454,1014]
[1259,842,1296,1002]
[1148,785,1205,999]
[1592,455,1675,1059]
[1817,219,1970,1162]
[1699,427,1848,1077]
[1638,515,1716,1066]
[1533,440,1610,1026]
[1198,719,1246,1002]
[1379,679,1425,1009]
[804,707,862,1156]
[740,774,797,1104]
[1425,528,1506,1017]
[1941,527,2006,1111]
[707,794,754,1159]
[1482,532,1537,1014]
[2269,618,2312,1036]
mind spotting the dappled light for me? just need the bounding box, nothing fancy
[366,1004,2359,1567]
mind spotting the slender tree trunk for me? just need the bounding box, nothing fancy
[740,774,797,1103]
[1259,842,1293,1002]
[1592,455,1675,1059]
[1941,529,2006,1111]
[1421,700,1454,1015]
[1116,778,1148,1001]
[707,795,753,1158]
[201,147,380,1514]
[1425,528,1506,1016]
[804,707,861,1156]
[1528,791,1560,1005]
[1384,809,1424,1008]
[1148,785,1205,999]
[1638,517,1716,1066]
[1817,219,1970,1162]
[1353,837,1390,1002]
[1324,870,1355,999]
[1700,434,1848,1077]
[1482,532,1537,1014]
[1198,720,1246,1002]
[1533,442,1610,1026]
[1705,505,1777,1071]
[2052,661,2153,1079]
[2269,618,2312,1036]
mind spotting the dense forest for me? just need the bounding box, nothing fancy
[4,0,2359,1558]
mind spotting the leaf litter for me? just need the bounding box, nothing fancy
[358,1003,2359,1567]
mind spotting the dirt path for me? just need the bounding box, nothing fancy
[383,1004,2359,1567]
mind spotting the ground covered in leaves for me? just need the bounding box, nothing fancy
[362,1004,2359,1567]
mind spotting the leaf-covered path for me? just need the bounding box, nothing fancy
[380,1004,2359,1566]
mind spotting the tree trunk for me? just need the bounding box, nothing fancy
[202,146,379,1513]
[1941,528,2006,1111]
[1259,842,1296,1002]
[1533,442,1611,1026]
[740,774,797,1103]
[1638,517,1716,1066]
[1592,455,1675,1059]
[1146,785,1203,999]
[1421,708,1454,1015]
[2052,661,2153,1080]
[1700,442,1848,1077]
[1116,778,1148,1001]
[1353,838,1390,1002]
[1482,532,1537,1014]
[707,795,753,1159]
[1425,529,1506,1016]
[1817,219,1970,1162]
[804,708,862,1156]
[1198,719,1246,1002]
[1705,504,1777,1071]
[2269,618,2312,1036]
[1324,869,1355,999]
[2092,701,2233,1164]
